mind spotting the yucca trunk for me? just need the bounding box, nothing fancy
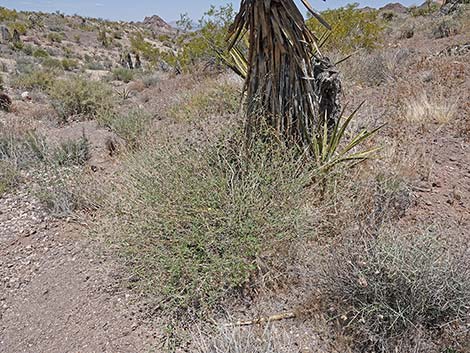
[228,0,336,147]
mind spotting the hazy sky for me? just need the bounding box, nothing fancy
[1,0,419,22]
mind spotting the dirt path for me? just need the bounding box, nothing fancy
[0,187,158,353]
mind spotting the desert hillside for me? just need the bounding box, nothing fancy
[0,1,469,352]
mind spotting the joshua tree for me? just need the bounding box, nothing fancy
[228,0,340,148]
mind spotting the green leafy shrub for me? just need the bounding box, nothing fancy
[22,44,34,56]
[176,5,236,71]
[49,76,115,121]
[41,57,64,71]
[33,48,50,59]
[0,7,18,22]
[112,67,134,82]
[61,58,79,71]
[130,32,165,65]
[11,69,55,90]
[47,32,64,43]
[101,132,314,318]
[306,3,384,53]
[9,22,27,35]
[316,231,470,351]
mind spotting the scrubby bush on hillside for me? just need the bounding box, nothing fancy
[61,58,79,71]
[169,82,240,121]
[306,3,384,53]
[175,5,235,70]
[41,57,64,71]
[130,5,236,71]
[314,231,470,352]
[409,2,440,17]
[112,67,135,82]
[0,7,18,22]
[431,18,461,39]
[47,32,64,43]
[49,77,115,121]
[12,69,55,90]
[33,48,50,59]
[0,161,18,196]
[9,22,27,35]
[101,131,315,318]
[97,108,150,149]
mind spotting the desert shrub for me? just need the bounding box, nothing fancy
[141,72,161,87]
[101,131,314,318]
[61,58,79,71]
[85,61,105,70]
[306,4,384,53]
[315,231,470,352]
[0,7,18,22]
[97,28,108,47]
[0,93,12,112]
[431,18,461,39]
[0,161,19,195]
[47,32,64,43]
[0,130,48,168]
[398,25,415,39]
[22,44,34,56]
[130,32,166,65]
[51,137,90,166]
[41,57,64,71]
[0,74,3,90]
[195,324,292,353]
[175,5,236,71]
[33,48,50,59]
[345,48,413,86]
[97,109,150,149]
[16,57,36,73]
[112,67,134,82]
[49,76,115,121]
[36,166,86,217]
[9,22,27,35]
[170,82,240,121]
[410,2,440,17]
[403,91,457,126]
[11,69,55,90]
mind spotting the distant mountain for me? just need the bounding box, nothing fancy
[379,3,409,13]
[140,15,174,33]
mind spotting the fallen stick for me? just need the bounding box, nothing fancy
[224,312,296,327]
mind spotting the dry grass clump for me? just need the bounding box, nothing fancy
[403,90,458,127]
[194,324,292,353]
[169,81,240,122]
[0,160,19,195]
[345,48,412,86]
[97,108,150,149]
[312,230,470,352]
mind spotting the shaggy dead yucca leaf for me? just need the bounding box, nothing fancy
[228,0,334,148]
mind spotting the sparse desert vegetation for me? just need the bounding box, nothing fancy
[1,1,469,353]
